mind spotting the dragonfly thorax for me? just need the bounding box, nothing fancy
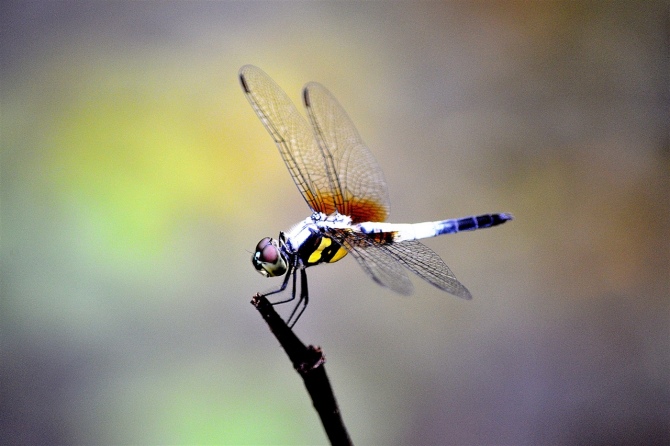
[297,231,348,266]
[282,214,350,267]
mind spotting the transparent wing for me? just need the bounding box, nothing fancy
[331,230,413,295]
[384,240,472,299]
[239,65,336,214]
[330,229,472,299]
[304,82,390,223]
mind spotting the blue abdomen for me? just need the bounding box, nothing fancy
[437,213,512,235]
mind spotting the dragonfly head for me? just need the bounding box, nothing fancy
[252,237,288,277]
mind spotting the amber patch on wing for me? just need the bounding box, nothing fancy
[309,192,388,223]
[345,198,389,223]
[366,231,397,244]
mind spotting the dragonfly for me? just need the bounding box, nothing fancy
[239,65,512,327]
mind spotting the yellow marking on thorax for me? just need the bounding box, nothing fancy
[307,237,348,264]
[329,245,348,263]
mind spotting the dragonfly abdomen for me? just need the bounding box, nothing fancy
[356,212,512,243]
[437,213,513,235]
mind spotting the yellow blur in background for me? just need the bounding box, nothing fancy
[1,2,667,445]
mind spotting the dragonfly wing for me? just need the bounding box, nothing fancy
[304,82,390,223]
[331,229,471,298]
[330,230,413,295]
[239,65,336,214]
[385,240,473,299]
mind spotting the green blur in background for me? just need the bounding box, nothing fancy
[1,2,668,445]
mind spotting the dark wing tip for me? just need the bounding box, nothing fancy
[302,82,325,108]
[239,65,262,93]
[239,73,250,93]
[302,86,311,107]
[239,66,253,93]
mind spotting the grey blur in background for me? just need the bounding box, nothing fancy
[1,2,668,445]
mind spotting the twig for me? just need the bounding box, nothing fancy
[251,294,352,446]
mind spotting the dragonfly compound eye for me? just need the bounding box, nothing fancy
[252,237,287,277]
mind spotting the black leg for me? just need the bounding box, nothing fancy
[265,265,297,305]
[259,256,310,327]
[287,267,309,328]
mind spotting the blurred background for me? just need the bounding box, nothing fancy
[1,2,667,444]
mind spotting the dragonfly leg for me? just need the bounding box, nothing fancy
[258,261,309,327]
[262,263,294,300]
[264,260,299,306]
[287,267,309,328]
[260,256,311,326]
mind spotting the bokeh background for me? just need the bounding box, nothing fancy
[2,2,668,445]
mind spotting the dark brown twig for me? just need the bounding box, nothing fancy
[251,294,352,446]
